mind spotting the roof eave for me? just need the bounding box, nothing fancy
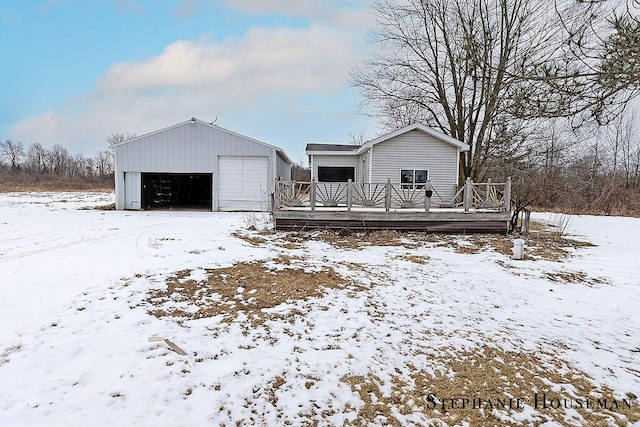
[355,123,470,153]
[305,150,359,156]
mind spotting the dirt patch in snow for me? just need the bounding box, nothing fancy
[544,270,609,286]
[78,202,116,210]
[250,224,594,262]
[231,231,268,246]
[311,229,409,250]
[145,257,356,324]
[343,345,639,426]
[393,254,430,264]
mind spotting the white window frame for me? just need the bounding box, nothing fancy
[400,169,429,189]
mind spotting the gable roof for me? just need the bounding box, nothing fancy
[305,123,469,156]
[113,117,293,164]
[357,123,470,153]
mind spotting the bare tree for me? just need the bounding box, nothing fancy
[347,131,367,146]
[0,140,25,171]
[46,145,69,176]
[94,150,114,178]
[25,142,48,175]
[106,132,137,149]
[352,0,640,181]
[610,109,640,187]
[291,161,311,181]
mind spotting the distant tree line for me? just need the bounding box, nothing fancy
[482,111,640,216]
[0,133,137,189]
[0,140,113,179]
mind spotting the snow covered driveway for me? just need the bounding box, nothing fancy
[0,192,638,426]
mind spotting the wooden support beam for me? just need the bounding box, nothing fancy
[273,177,281,210]
[385,179,391,212]
[485,178,492,203]
[463,178,472,212]
[424,180,432,213]
[310,179,316,210]
[346,179,353,211]
[504,176,512,211]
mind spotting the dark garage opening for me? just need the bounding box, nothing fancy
[317,166,355,182]
[142,173,212,210]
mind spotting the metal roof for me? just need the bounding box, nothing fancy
[305,143,360,152]
[113,117,294,165]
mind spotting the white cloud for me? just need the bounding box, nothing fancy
[96,25,355,97]
[8,24,369,158]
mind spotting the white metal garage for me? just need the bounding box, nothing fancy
[114,118,292,211]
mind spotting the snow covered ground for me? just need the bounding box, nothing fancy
[0,191,638,426]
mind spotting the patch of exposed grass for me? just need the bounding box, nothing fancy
[78,202,115,210]
[231,231,267,246]
[394,254,430,264]
[0,180,113,193]
[544,270,609,286]
[145,257,358,325]
[269,225,593,262]
[309,229,407,250]
[343,345,640,426]
[523,221,596,261]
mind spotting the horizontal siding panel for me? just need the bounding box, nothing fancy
[371,130,459,202]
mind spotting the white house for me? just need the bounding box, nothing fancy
[114,118,292,211]
[305,123,470,202]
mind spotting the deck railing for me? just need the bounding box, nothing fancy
[274,177,512,213]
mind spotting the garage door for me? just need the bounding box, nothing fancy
[218,156,269,211]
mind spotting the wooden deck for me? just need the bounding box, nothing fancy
[273,209,510,233]
[272,179,513,233]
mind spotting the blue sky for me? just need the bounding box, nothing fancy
[0,0,377,164]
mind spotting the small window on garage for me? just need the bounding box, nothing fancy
[400,169,428,189]
[317,166,355,182]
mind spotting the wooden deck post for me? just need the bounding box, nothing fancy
[485,178,492,204]
[424,180,432,212]
[346,179,353,211]
[310,179,316,211]
[463,177,473,212]
[385,178,391,212]
[504,176,512,211]
[273,177,281,210]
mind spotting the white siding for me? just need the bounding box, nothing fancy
[360,150,371,182]
[370,130,459,201]
[276,152,292,180]
[311,155,360,181]
[115,121,274,173]
[124,172,141,210]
